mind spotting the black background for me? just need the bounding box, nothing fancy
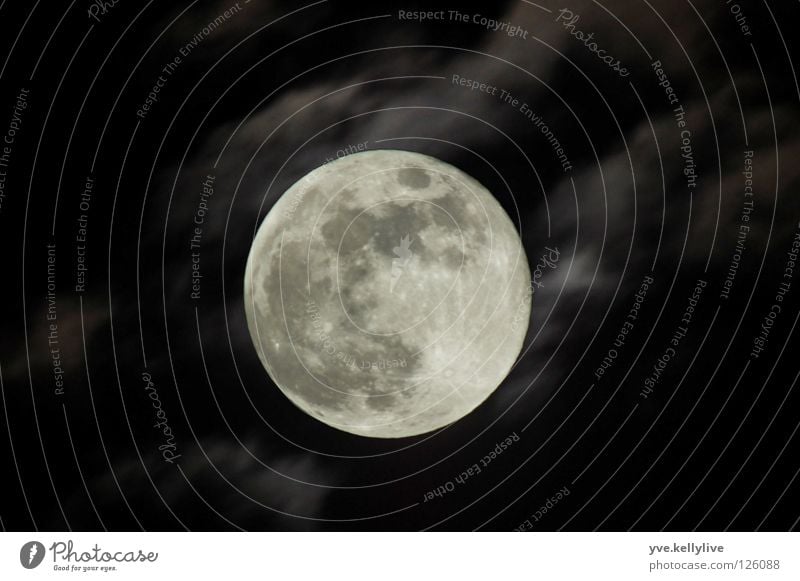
[1,0,799,531]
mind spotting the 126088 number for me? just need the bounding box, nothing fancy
[741,559,780,570]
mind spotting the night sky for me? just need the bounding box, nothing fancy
[1,0,799,531]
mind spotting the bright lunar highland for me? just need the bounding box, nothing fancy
[244,149,531,438]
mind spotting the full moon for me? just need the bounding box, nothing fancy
[244,149,531,438]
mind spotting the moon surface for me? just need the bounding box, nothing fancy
[244,149,531,438]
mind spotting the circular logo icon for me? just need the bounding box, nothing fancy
[20,541,45,569]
